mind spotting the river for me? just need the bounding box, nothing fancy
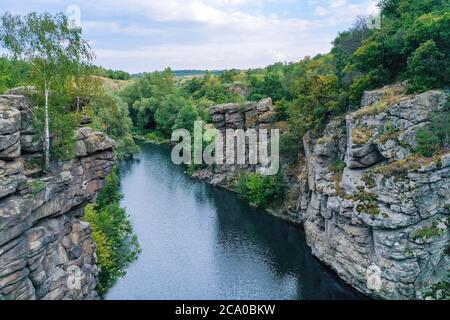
[106,143,364,300]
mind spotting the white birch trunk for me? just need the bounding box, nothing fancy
[44,84,50,171]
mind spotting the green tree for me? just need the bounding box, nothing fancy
[0,57,30,93]
[331,17,373,78]
[407,39,448,92]
[248,71,289,102]
[122,69,176,129]
[288,56,344,138]
[0,12,93,169]
[154,94,189,135]
[173,104,198,132]
[235,173,286,208]
[84,168,140,296]
[87,89,139,158]
[350,0,449,93]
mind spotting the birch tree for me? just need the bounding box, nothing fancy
[0,12,93,170]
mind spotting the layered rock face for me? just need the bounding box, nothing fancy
[192,98,278,186]
[301,85,449,299]
[196,85,449,299]
[0,94,115,300]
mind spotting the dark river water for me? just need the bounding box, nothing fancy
[106,143,364,300]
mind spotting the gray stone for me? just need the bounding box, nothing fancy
[256,97,272,112]
[0,92,115,300]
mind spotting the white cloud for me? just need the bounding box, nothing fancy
[94,36,331,72]
[1,0,379,71]
[312,0,377,19]
[314,6,328,16]
[329,0,347,8]
[82,21,166,37]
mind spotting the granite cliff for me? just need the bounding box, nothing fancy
[0,93,115,300]
[193,84,450,299]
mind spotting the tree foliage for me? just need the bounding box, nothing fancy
[83,168,140,296]
[0,11,93,167]
[235,173,286,208]
[0,57,30,93]
[86,88,139,158]
[350,0,449,92]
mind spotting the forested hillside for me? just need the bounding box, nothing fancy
[116,0,448,160]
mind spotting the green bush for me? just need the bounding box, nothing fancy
[83,168,140,296]
[173,103,198,133]
[287,55,345,138]
[348,75,373,107]
[87,90,139,159]
[154,94,191,135]
[0,57,30,93]
[26,179,46,197]
[279,131,301,164]
[415,129,440,157]
[144,130,167,143]
[407,40,448,93]
[235,172,285,208]
[273,99,289,121]
[350,1,449,92]
[415,106,450,157]
[330,154,345,175]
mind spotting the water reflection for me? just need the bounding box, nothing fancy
[106,143,364,300]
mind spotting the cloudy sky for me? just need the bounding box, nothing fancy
[0,0,379,73]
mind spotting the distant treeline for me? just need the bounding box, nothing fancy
[91,66,132,80]
[132,69,226,78]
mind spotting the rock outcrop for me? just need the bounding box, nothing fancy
[194,85,449,299]
[192,98,278,186]
[301,86,449,299]
[0,94,116,300]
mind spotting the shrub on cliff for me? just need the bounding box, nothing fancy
[0,57,30,93]
[84,168,140,296]
[86,89,139,159]
[235,172,286,208]
[406,39,449,93]
[350,0,449,93]
[415,104,450,157]
[287,55,346,138]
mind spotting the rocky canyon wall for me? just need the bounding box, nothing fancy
[301,85,449,299]
[0,94,115,300]
[194,85,449,299]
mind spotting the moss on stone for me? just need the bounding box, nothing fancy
[352,127,373,145]
[413,227,443,240]
[373,155,422,177]
[26,179,46,197]
[352,101,389,119]
[412,218,448,241]
[317,135,334,144]
[373,154,445,180]
[378,121,397,143]
[24,158,44,171]
[362,172,376,189]
[420,281,450,300]
[354,186,381,216]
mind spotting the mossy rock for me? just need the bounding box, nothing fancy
[354,186,381,216]
[352,127,373,145]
